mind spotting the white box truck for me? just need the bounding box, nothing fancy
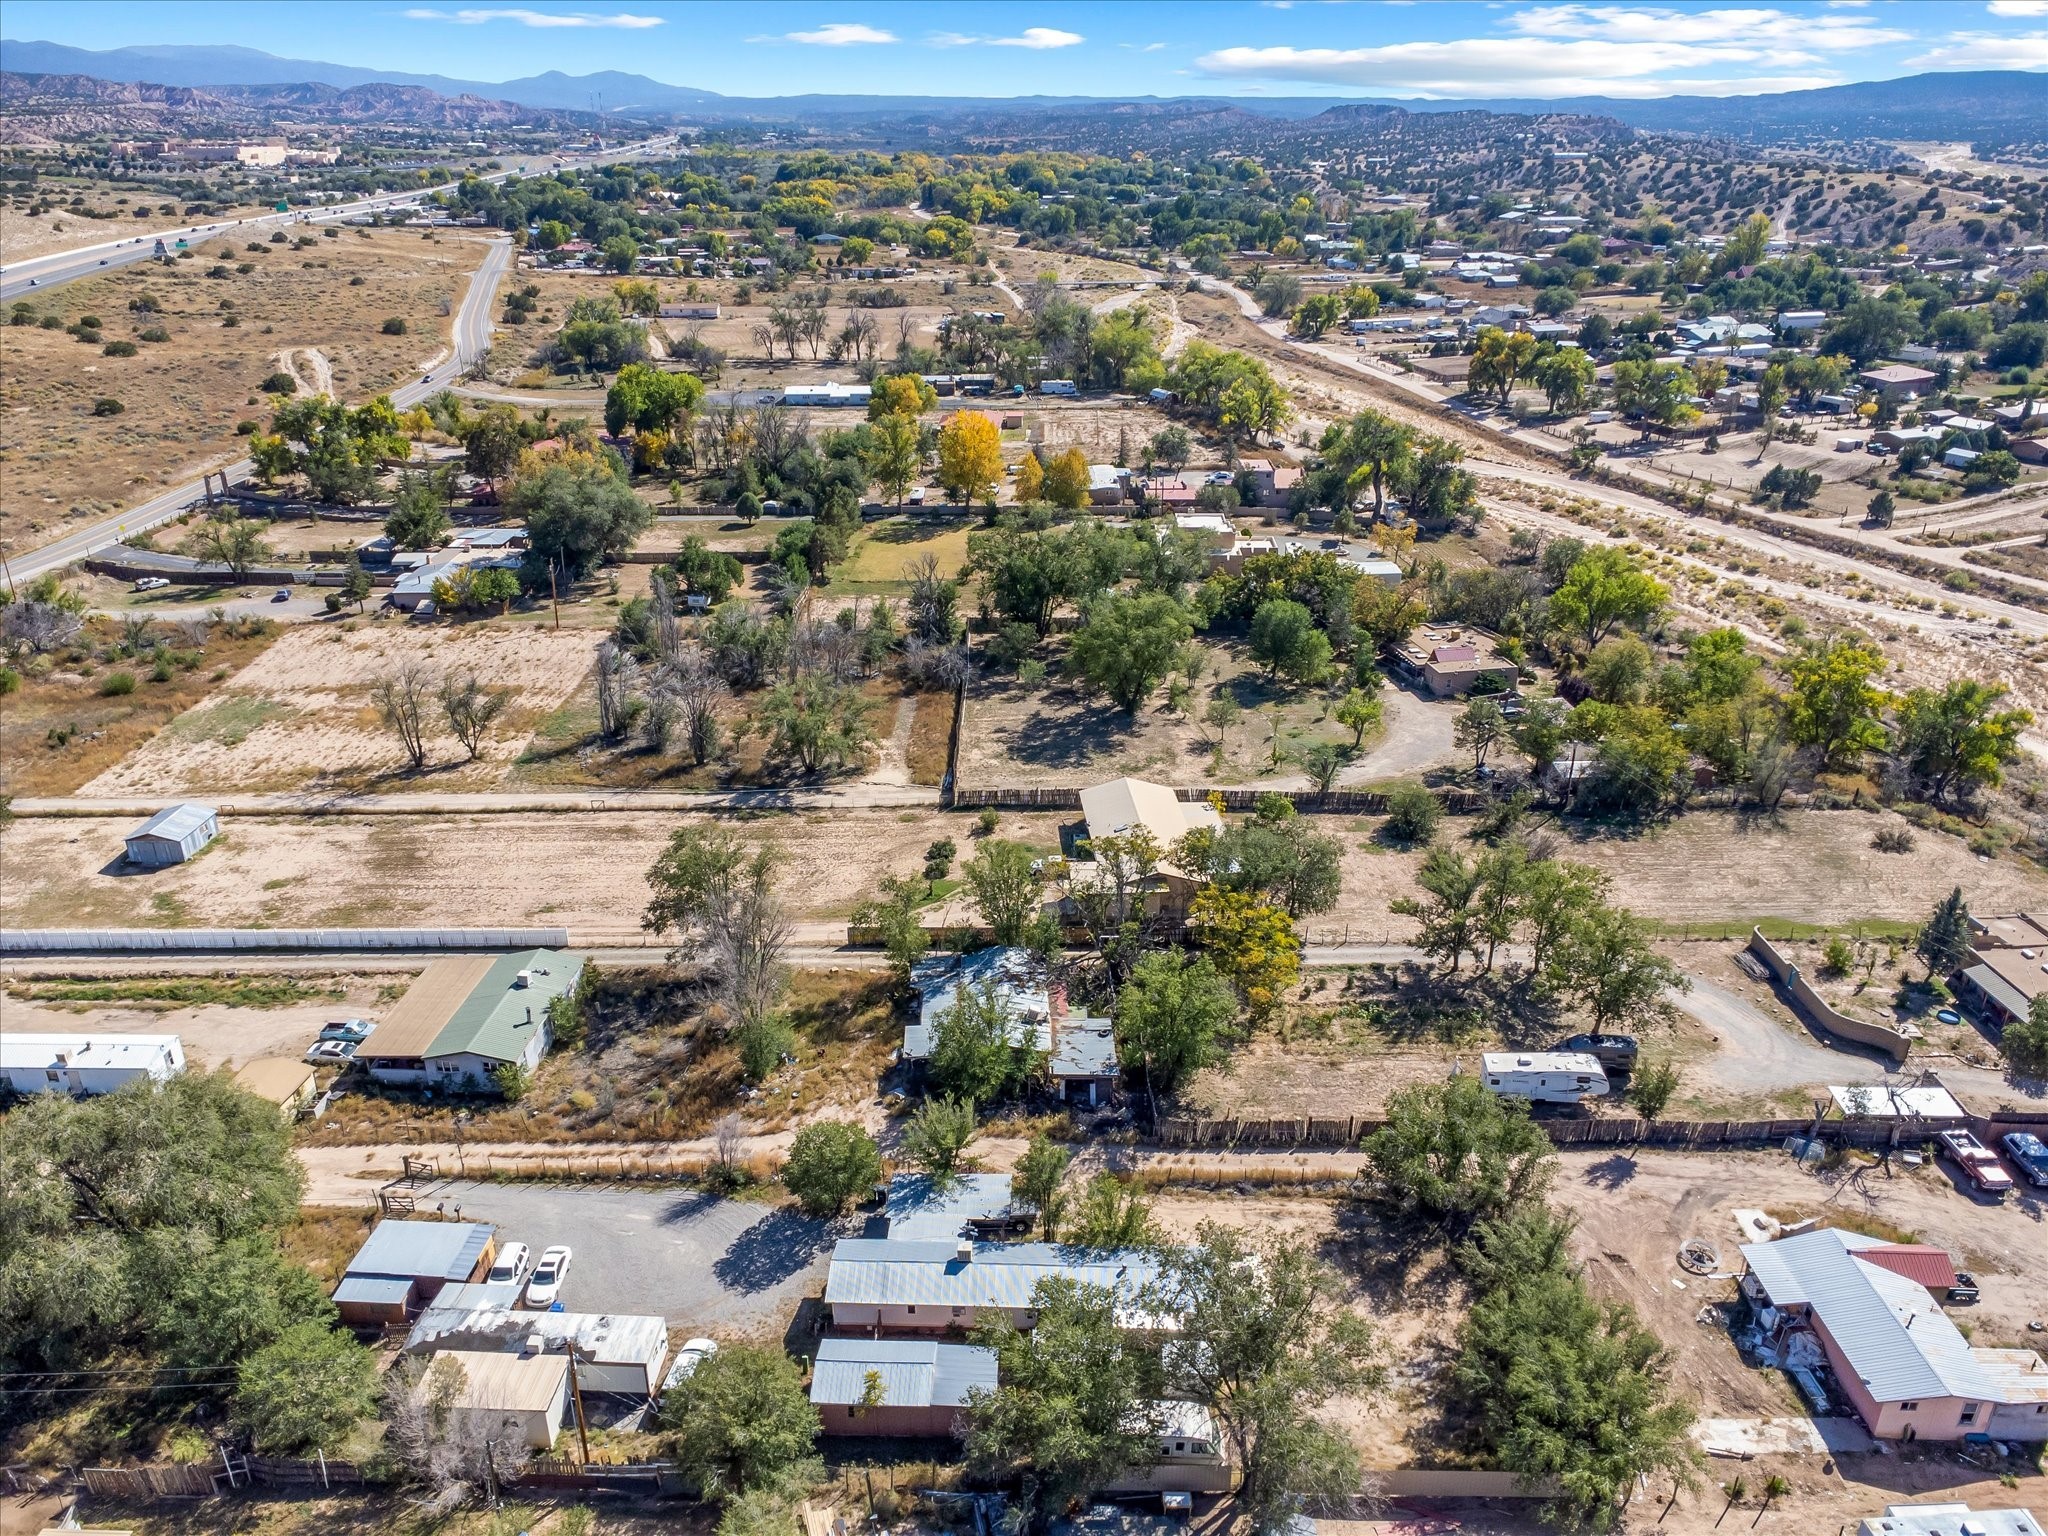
[1039,379,1078,396]
[1480,1051,1609,1104]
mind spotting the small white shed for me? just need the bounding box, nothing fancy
[124,804,219,866]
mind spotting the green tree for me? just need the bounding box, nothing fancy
[1786,635,1889,768]
[2002,994,2048,1078]
[1448,1248,1697,1528]
[1042,447,1092,512]
[1549,901,1686,1036]
[1536,348,1596,415]
[966,522,1133,637]
[1547,546,1667,653]
[864,411,921,508]
[1628,1059,1680,1126]
[604,361,704,439]
[855,875,931,983]
[965,1279,1164,1533]
[1248,598,1330,684]
[340,553,373,612]
[511,457,654,578]
[1381,781,1441,843]
[1454,697,1508,771]
[1895,680,2032,803]
[183,513,272,577]
[1203,815,1344,918]
[659,1344,820,1501]
[928,977,1044,1107]
[233,1320,379,1454]
[463,403,525,492]
[1069,592,1193,714]
[1915,886,1973,979]
[1391,844,1483,973]
[385,471,453,550]
[1154,1226,1380,1534]
[1363,1074,1555,1234]
[1013,1135,1073,1240]
[961,839,1047,945]
[759,678,876,774]
[1334,688,1383,748]
[901,1096,977,1185]
[1066,1173,1159,1249]
[781,1121,883,1217]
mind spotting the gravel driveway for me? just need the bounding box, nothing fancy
[414,1179,832,1333]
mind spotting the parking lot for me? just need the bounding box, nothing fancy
[412,1179,834,1336]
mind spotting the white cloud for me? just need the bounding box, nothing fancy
[1505,5,1909,50]
[780,22,898,45]
[1987,0,2048,16]
[1907,27,2048,67]
[993,27,1084,48]
[1143,41,1167,51]
[931,26,1084,49]
[403,7,662,27]
[1193,37,1856,96]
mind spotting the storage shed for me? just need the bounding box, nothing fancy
[123,804,218,866]
[233,1057,319,1118]
[415,1348,569,1450]
[811,1337,996,1437]
[333,1218,496,1325]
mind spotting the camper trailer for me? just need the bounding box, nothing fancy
[1479,1051,1609,1105]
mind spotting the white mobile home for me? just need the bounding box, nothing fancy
[1479,1051,1608,1104]
[1,1033,185,1097]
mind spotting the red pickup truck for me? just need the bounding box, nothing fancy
[1936,1130,2014,1201]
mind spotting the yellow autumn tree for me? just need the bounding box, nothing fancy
[1014,452,1045,504]
[1189,887,1301,1022]
[1042,447,1091,511]
[868,372,937,421]
[938,411,1003,506]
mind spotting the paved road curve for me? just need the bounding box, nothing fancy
[0,135,675,304]
[9,236,514,585]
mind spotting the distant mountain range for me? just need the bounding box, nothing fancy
[2,38,2044,145]
[0,69,602,131]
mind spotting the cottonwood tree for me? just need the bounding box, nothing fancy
[781,1121,883,1218]
[439,669,510,760]
[928,978,1043,1108]
[965,1279,1165,1533]
[902,1096,977,1186]
[1066,1173,1160,1249]
[373,661,436,770]
[1115,949,1239,1100]
[659,1344,820,1502]
[962,839,1047,945]
[1548,903,1686,1036]
[642,825,791,1033]
[594,639,640,744]
[1153,1226,1380,1533]
[1363,1075,1555,1235]
[234,1320,378,1455]
[184,514,271,577]
[1012,1135,1073,1239]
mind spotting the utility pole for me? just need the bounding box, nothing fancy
[567,1347,591,1464]
[549,559,560,631]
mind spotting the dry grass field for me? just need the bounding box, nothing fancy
[75,618,596,796]
[0,808,1073,935]
[0,613,286,797]
[0,229,490,548]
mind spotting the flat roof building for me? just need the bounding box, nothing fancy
[1,1032,184,1098]
[334,1218,497,1326]
[415,1348,569,1450]
[825,1238,1169,1334]
[404,1284,669,1397]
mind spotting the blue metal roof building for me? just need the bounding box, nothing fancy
[124,803,218,867]
[825,1238,1169,1333]
[334,1218,496,1324]
[811,1337,997,1436]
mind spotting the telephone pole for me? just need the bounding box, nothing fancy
[567,1347,590,1464]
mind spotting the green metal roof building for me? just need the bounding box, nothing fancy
[357,949,582,1093]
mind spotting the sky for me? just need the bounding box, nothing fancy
[4,1,2048,101]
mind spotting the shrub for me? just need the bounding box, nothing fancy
[99,670,137,696]
[1820,935,1855,977]
[976,807,1000,836]
[380,316,408,335]
[235,419,258,434]
[102,339,138,357]
[0,667,21,695]
[260,371,297,394]
[491,1061,532,1101]
[736,1015,795,1083]
[93,397,125,416]
[782,1121,883,1217]
[1872,827,1915,854]
[1381,782,1442,843]
[139,326,170,343]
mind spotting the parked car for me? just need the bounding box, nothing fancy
[1555,1032,1640,1073]
[487,1242,532,1286]
[1936,1129,2014,1200]
[319,1018,375,1044]
[133,576,170,591]
[524,1245,573,1308]
[304,1038,358,1064]
[1205,470,1235,485]
[2001,1131,2048,1189]
[271,587,291,602]
[1946,1271,1980,1305]
[907,486,925,506]
[662,1337,717,1391]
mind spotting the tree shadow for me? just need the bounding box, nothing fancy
[1580,1152,1640,1190]
[712,1208,831,1294]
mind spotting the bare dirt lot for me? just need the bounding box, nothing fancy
[1,229,489,548]
[0,808,1072,936]
[77,618,597,796]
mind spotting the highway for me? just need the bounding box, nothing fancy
[9,235,514,585]
[0,135,675,304]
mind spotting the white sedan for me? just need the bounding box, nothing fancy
[524,1245,573,1308]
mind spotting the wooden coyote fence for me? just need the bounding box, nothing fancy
[1153,1112,2045,1152]
[945,785,1489,815]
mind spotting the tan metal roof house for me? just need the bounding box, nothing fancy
[416,1348,570,1449]
[356,950,582,1093]
[233,1057,318,1117]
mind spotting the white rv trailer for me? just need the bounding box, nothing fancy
[1479,1051,1609,1104]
